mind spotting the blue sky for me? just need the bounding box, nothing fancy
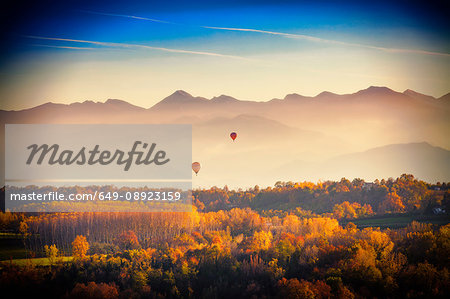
[1,0,449,109]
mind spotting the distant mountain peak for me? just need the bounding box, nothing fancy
[283,93,310,101]
[160,90,196,103]
[172,90,192,97]
[105,99,130,105]
[362,86,395,93]
[403,89,436,102]
[368,85,392,91]
[351,86,402,99]
[39,101,60,107]
[151,90,208,109]
[210,95,239,103]
[403,89,425,96]
[316,91,339,98]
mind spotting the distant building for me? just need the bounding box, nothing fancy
[363,182,375,190]
[432,207,446,215]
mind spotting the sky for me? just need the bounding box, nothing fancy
[0,0,449,110]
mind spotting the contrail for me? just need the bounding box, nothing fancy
[202,26,326,42]
[24,36,249,60]
[79,11,449,57]
[80,10,173,24]
[202,26,450,57]
[31,44,96,50]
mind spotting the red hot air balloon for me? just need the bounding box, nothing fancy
[192,162,201,176]
[230,132,237,141]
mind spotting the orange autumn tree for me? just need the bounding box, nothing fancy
[117,230,140,250]
[277,278,330,299]
[379,192,405,213]
[72,235,89,258]
[333,202,357,219]
[69,282,119,299]
[333,201,374,219]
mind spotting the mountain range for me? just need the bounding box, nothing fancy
[1,86,449,187]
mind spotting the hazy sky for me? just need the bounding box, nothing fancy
[1,0,449,110]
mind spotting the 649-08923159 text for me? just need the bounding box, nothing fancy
[8,191,182,201]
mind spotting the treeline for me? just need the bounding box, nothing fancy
[0,175,448,297]
[1,214,449,298]
[5,208,370,256]
[21,212,195,256]
[193,174,449,217]
[1,174,448,220]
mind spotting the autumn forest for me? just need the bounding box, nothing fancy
[0,174,449,298]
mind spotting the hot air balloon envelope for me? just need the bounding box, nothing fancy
[230,132,237,141]
[192,162,201,175]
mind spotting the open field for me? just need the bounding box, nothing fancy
[0,256,72,267]
[341,214,450,229]
[0,234,27,260]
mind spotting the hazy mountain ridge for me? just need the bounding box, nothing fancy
[2,86,447,113]
[275,142,450,184]
[324,142,450,182]
[1,86,449,187]
[4,86,446,129]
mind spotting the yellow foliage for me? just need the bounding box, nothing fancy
[72,235,89,258]
[251,230,273,251]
